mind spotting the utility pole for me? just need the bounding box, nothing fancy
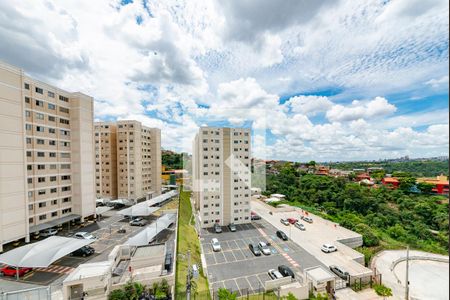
[405,246,410,300]
[186,250,191,300]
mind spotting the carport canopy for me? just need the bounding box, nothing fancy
[0,236,94,268]
[125,213,176,246]
[116,204,160,217]
[147,190,178,206]
[96,206,113,215]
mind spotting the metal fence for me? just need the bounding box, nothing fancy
[349,272,382,292]
[175,287,280,300]
[0,284,62,300]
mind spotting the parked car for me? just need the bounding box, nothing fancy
[41,228,58,237]
[249,244,261,256]
[321,244,337,253]
[294,222,305,230]
[0,266,32,277]
[211,238,221,252]
[329,265,349,280]
[268,269,284,280]
[276,230,288,241]
[71,246,95,257]
[214,223,222,233]
[258,241,271,255]
[251,212,261,220]
[228,223,236,232]
[74,232,96,240]
[280,218,290,226]
[287,218,298,224]
[303,216,313,223]
[278,265,295,279]
[130,217,147,226]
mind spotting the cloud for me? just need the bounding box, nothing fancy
[285,95,333,116]
[426,75,449,89]
[326,97,397,122]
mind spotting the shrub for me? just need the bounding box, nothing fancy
[373,283,393,297]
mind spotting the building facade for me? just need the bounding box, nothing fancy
[95,120,162,201]
[192,127,251,228]
[0,61,96,251]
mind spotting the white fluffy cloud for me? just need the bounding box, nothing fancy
[326,97,397,122]
[0,0,447,161]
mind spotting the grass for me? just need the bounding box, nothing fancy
[175,189,210,298]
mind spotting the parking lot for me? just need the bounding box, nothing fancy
[200,219,325,295]
[0,208,155,286]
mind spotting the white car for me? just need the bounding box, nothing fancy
[74,232,96,240]
[294,222,305,231]
[321,244,337,253]
[280,218,290,226]
[268,269,284,280]
[303,216,313,223]
[258,241,271,255]
[211,238,221,252]
[41,228,58,237]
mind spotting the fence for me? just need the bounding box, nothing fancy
[175,287,282,300]
[349,272,382,292]
[0,284,62,300]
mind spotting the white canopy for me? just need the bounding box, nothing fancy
[0,236,93,268]
[117,205,160,217]
[147,190,178,207]
[125,214,176,246]
[96,206,113,215]
[109,199,134,206]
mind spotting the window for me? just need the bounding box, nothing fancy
[35,100,44,107]
[38,190,46,195]
[26,151,32,157]
[60,130,70,136]
[59,107,69,114]
[25,124,32,131]
[25,96,30,104]
[51,212,58,217]
[48,103,56,110]
[60,141,70,147]
[39,202,46,208]
[27,165,32,171]
[24,83,30,90]
[25,111,31,118]
[36,126,45,132]
[48,115,56,122]
[61,175,71,180]
[37,152,45,157]
[50,176,57,182]
[49,152,56,158]
[39,214,47,220]
[35,87,43,94]
[38,177,45,183]
[37,139,45,145]
[61,164,71,169]
[61,153,70,158]
[49,140,56,146]
[37,164,45,170]
[49,128,56,134]
[60,118,70,125]
[48,91,55,98]
[59,95,69,102]
[28,204,33,210]
[27,178,32,184]
[50,188,57,193]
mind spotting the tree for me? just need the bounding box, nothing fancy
[354,223,379,247]
[417,182,434,193]
[217,288,237,300]
[109,289,127,300]
[398,176,417,191]
[283,292,298,300]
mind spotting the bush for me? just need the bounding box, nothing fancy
[373,284,393,296]
[355,223,380,247]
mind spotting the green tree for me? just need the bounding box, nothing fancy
[109,289,127,300]
[355,223,380,246]
[283,292,298,300]
[417,182,434,193]
[217,288,237,300]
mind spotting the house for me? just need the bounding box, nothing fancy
[382,177,400,188]
[356,173,371,182]
[315,166,330,176]
[416,175,449,194]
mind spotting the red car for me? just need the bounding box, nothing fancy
[287,218,298,224]
[0,266,32,277]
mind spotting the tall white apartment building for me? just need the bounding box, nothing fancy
[192,127,251,228]
[95,120,162,201]
[0,61,96,251]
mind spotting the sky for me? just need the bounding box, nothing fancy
[0,0,448,162]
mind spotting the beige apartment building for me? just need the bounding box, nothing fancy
[0,61,96,251]
[192,127,251,228]
[95,120,162,201]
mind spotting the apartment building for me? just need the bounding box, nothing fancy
[94,122,118,200]
[192,127,251,228]
[95,120,162,201]
[0,61,95,251]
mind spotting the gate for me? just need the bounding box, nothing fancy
[335,278,348,290]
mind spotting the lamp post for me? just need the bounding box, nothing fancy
[405,246,410,300]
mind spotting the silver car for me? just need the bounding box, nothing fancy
[258,241,271,255]
[211,238,221,252]
[294,222,305,230]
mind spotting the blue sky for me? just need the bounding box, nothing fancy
[0,0,448,161]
